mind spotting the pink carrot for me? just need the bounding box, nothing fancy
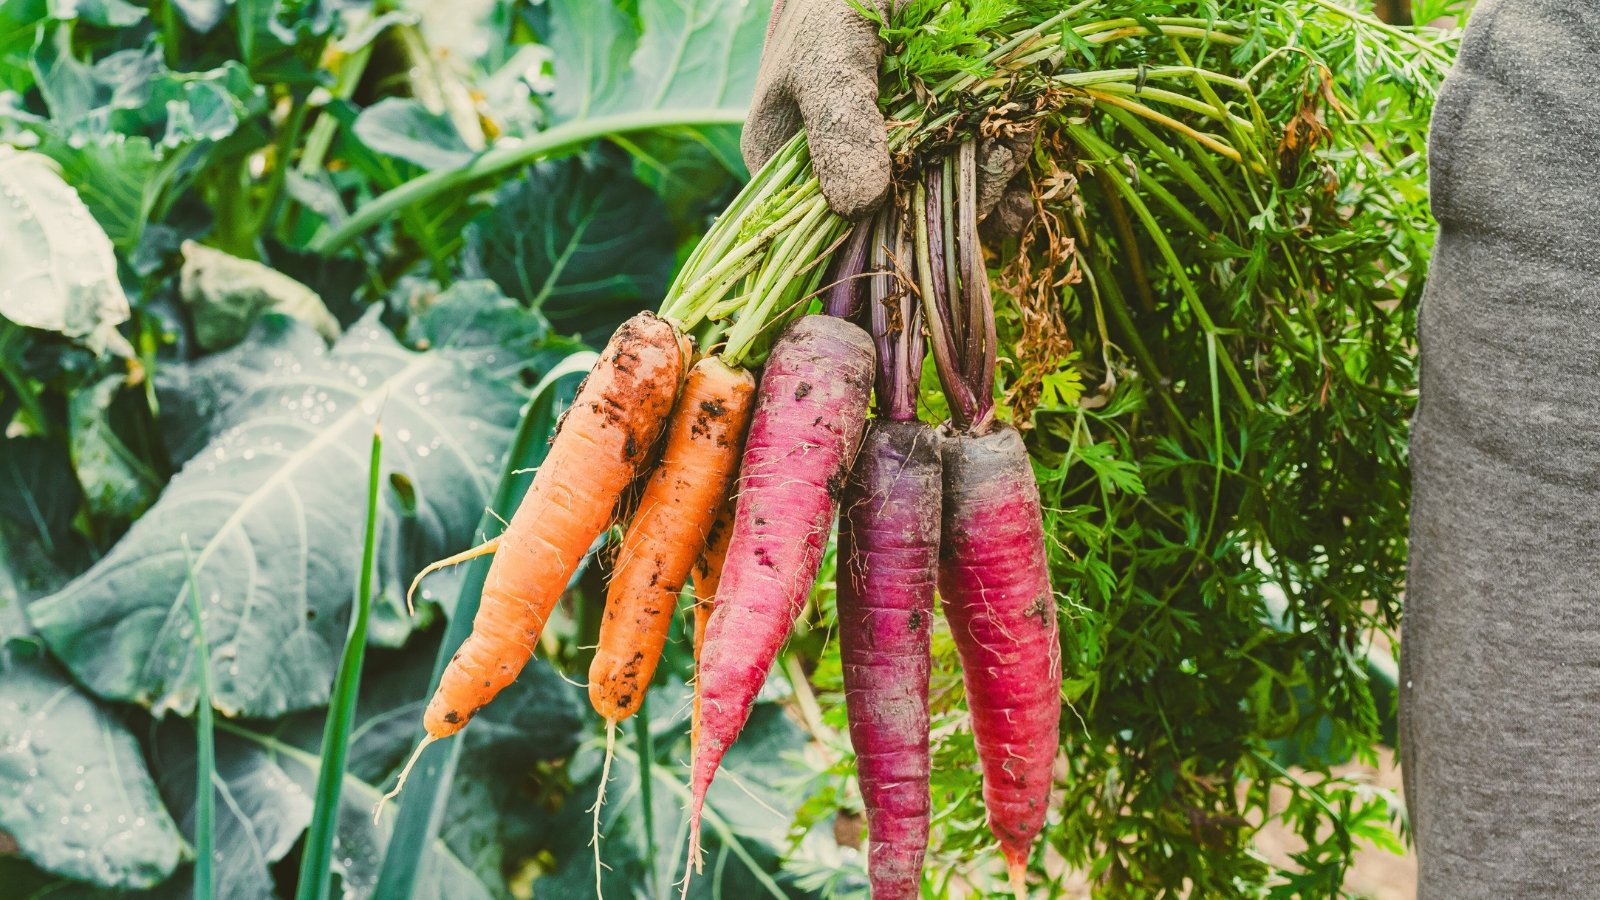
[688,314,875,861]
[939,425,1060,893]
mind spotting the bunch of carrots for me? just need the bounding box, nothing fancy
[377,1,1420,895]
[386,137,1056,898]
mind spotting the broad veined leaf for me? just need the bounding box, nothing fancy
[179,240,342,351]
[466,150,673,344]
[0,653,182,890]
[29,313,526,718]
[545,0,770,122]
[403,279,579,382]
[353,98,476,171]
[0,149,132,355]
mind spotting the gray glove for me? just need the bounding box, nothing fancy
[743,0,1033,227]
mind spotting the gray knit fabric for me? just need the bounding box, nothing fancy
[1403,2,1600,896]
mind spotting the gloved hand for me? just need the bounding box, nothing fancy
[743,0,1033,229]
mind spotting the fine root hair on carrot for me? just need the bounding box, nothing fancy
[373,733,439,822]
[589,720,618,899]
[405,538,499,615]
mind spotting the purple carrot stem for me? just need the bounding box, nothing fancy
[916,172,978,430]
[866,207,895,412]
[824,222,873,320]
[955,142,997,432]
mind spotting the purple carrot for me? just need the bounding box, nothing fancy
[836,208,941,898]
[688,314,876,865]
[838,425,939,898]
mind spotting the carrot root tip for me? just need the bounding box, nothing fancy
[678,820,703,900]
[590,721,618,899]
[374,734,439,823]
[1006,856,1028,900]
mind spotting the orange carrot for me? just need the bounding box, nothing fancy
[418,312,686,741]
[588,357,755,722]
[691,493,737,753]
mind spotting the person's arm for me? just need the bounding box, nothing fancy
[743,0,1031,228]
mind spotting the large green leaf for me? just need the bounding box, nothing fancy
[28,313,527,718]
[466,150,673,343]
[545,0,770,123]
[0,149,131,355]
[402,279,573,382]
[0,653,183,890]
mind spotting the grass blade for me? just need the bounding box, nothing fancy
[180,535,214,900]
[295,422,384,900]
[372,352,596,900]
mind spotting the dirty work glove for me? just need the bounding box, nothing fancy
[743,0,1034,229]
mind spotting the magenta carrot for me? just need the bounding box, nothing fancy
[939,425,1060,893]
[688,314,875,862]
